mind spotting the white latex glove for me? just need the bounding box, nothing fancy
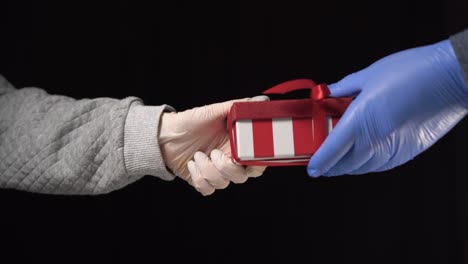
[159,95,269,196]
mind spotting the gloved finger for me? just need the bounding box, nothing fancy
[346,151,392,175]
[322,145,374,176]
[203,95,270,121]
[371,153,411,174]
[307,102,359,177]
[373,162,398,173]
[193,151,230,189]
[246,166,266,178]
[210,149,249,184]
[187,160,215,196]
[328,69,367,98]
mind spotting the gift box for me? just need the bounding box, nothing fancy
[228,79,352,166]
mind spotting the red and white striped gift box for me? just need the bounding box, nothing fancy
[234,115,338,163]
[228,98,348,166]
[228,79,352,166]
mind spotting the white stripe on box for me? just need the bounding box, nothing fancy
[311,118,315,141]
[327,116,333,134]
[272,118,295,158]
[235,120,254,160]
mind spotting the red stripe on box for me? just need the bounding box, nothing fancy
[332,117,339,127]
[312,115,327,151]
[252,119,274,158]
[292,118,314,156]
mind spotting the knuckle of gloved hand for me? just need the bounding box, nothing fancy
[217,176,230,188]
[214,161,233,176]
[233,176,248,184]
[217,180,230,189]
[236,177,249,184]
[201,188,215,196]
[206,176,229,189]
[246,166,264,178]
[192,175,205,189]
[193,180,210,194]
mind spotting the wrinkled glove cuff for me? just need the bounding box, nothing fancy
[124,102,177,181]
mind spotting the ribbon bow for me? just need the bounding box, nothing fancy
[262,79,331,100]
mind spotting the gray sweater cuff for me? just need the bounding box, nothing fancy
[450,29,468,82]
[124,102,177,181]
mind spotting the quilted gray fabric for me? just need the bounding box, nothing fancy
[0,75,175,195]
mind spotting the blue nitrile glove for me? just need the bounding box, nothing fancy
[307,39,468,177]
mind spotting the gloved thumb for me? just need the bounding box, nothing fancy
[307,98,359,177]
[203,95,270,120]
[328,69,367,98]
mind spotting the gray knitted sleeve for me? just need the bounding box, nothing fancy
[450,29,468,81]
[0,75,176,195]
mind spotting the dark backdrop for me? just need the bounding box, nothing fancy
[1,1,468,263]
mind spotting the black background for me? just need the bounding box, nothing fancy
[1,0,468,263]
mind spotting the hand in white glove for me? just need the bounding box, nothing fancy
[159,96,269,196]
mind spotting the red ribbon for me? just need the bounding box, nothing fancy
[262,78,331,100]
[230,79,349,122]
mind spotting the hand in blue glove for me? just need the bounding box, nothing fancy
[307,39,468,177]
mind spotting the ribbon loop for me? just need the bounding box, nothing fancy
[262,78,330,100]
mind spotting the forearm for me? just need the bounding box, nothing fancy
[0,76,175,195]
